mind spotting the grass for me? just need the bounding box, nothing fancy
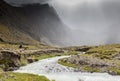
[58,59,78,68]
[20,53,62,66]
[20,56,29,66]
[32,54,57,60]
[82,65,101,72]
[108,68,120,75]
[0,43,40,50]
[0,72,50,81]
[20,50,80,66]
[0,24,40,45]
[86,44,119,60]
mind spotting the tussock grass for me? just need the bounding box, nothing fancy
[0,72,50,81]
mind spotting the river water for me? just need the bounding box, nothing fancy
[15,56,120,81]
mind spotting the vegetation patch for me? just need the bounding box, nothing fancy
[82,65,101,72]
[0,72,50,81]
[58,58,78,68]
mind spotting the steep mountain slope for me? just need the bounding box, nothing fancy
[0,0,39,44]
[0,0,70,46]
[0,24,39,44]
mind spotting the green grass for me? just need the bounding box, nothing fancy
[0,24,40,45]
[86,44,119,60]
[20,53,63,66]
[0,72,50,81]
[108,68,120,75]
[36,51,79,60]
[20,56,29,66]
[58,59,78,68]
[0,43,40,50]
[82,65,101,72]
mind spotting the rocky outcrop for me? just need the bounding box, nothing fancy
[0,51,21,71]
[23,49,64,57]
[68,55,109,68]
[74,46,91,52]
[63,46,91,52]
[60,54,117,74]
[34,49,64,55]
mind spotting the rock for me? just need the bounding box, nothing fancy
[0,51,21,71]
[67,55,110,71]
[62,46,91,52]
[27,59,34,63]
[108,70,118,75]
[27,58,38,63]
[75,46,91,52]
[0,38,4,42]
[56,54,61,56]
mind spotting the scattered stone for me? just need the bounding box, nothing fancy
[108,71,118,75]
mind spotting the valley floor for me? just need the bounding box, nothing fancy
[0,43,62,81]
[1,43,120,81]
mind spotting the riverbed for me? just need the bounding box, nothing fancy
[14,56,120,81]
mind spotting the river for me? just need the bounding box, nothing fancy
[14,56,120,81]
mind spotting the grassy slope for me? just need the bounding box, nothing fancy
[0,41,65,81]
[0,71,50,81]
[0,43,55,81]
[0,24,39,45]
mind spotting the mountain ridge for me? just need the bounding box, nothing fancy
[0,0,70,46]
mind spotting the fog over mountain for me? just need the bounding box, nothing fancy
[4,0,120,46]
[50,0,120,45]
[4,0,49,6]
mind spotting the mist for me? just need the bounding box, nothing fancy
[4,0,120,46]
[49,0,120,46]
[4,0,49,6]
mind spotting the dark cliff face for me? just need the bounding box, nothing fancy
[0,0,70,46]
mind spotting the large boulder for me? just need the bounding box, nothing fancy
[0,51,21,71]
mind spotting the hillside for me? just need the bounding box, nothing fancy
[0,0,40,45]
[0,0,70,46]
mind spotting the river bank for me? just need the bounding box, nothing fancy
[15,56,120,81]
[0,43,83,81]
[59,44,120,75]
[0,43,65,81]
[1,44,120,81]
